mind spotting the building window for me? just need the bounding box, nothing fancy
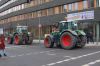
[41,9,47,16]
[83,0,88,9]
[45,0,50,2]
[63,5,67,12]
[74,2,78,10]
[68,4,73,12]
[34,12,38,18]
[37,11,42,17]
[59,5,64,13]
[54,6,60,14]
[78,1,83,10]
[88,0,94,8]
[48,8,54,15]
[96,0,100,7]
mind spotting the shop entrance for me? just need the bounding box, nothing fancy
[78,22,96,41]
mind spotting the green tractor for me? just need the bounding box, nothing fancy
[44,21,87,50]
[7,26,33,45]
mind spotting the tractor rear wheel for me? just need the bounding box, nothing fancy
[14,34,20,45]
[28,36,33,45]
[76,36,87,48]
[44,35,54,48]
[7,36,13,44]
[60,32,76,50]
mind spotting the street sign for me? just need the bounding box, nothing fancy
[38,24,42,28]
[0,28,3,34]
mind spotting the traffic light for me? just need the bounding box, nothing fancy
[27,0,32,3]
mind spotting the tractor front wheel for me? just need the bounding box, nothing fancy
[60,32,76,50]
[44,35,54,48]
[76,36,87,48]
[14,34,20,45]
[7,36,13,44]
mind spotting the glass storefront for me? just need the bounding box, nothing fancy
[78,21,100,41]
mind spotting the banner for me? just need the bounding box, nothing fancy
[67,11,94,22]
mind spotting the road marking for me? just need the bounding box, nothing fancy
[47,53,56,56]
[18,54,25,57]
[39,50,55,54]
[64,56,73,58]
[6,46,22,49]
[82,59,100,66]
[26,53,33,55]
[7,50,56,58]
[42,51,100,66]
[9,55,17,58]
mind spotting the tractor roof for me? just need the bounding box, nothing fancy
[17,26,28,28]
[59,21,71,23]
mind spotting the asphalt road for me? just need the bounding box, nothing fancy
[0,43,100,66]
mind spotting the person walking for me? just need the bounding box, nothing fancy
[86,31,94,44]
[0,34,7,57]
[89,31,94,43]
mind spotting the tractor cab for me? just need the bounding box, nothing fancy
[59,21,78,32]
[16,26,28,34]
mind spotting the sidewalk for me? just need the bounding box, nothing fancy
[86,42,100,46]
[33,40,44,44]
[33,40,100,46]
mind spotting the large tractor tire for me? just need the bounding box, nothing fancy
[44,35,54,48]
[76,35,87,48]
[7,36,13,44]
[60,32,76,50]
[22,34,30,45]
[27,36,33,45]
[14,34,20,45]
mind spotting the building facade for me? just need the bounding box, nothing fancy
[0,0,100,40]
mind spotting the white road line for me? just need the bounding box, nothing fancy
[26,53,33,55]
[9,55,17,58]
[8,50,56,58]
[5,46,22,49]
[39,50,55,54]
[33,52,39,54]
[47,53,56,56]
[18,54,25,57]
[64,56,72,58]
[42,51,100,66]
[82,59,100,66]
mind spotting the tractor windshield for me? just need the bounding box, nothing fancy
[68,22,78,30]
[16,26,28,33]
[59,21,78,32]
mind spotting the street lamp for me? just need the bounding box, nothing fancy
[38,11,41,44]
[63,5,67,21]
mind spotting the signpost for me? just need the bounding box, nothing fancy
[0,28,3,35]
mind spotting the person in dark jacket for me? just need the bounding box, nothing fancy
[0,34,7,57]
[86,31,94,44]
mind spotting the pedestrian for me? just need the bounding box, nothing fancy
[52,25,59,47]
[89,31,94,43]
[86,31,90,44]
[0,34,7,57]
[86,31,94,44]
